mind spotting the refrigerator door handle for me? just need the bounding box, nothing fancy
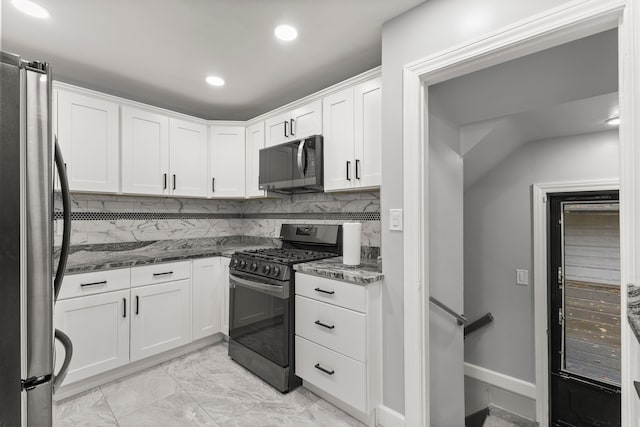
[53,136,71,302]
[52,329,73,394]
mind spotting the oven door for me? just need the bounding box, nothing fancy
[229,272,290,367]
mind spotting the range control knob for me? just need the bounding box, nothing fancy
[250,263,258,271]
[272,266,280,276]
[262,265,271,274]
[239,260,246,268]
[231,259,238,268]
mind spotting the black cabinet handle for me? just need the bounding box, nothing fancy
[153,271,173,277]
[346,161,351,181]
[290,118,295,136]
[135,295,139,315]
[284,120,289,138]
[314,363,335,375]
[315,320,335,330]
[355,159,361,180]
[80,280,107,288]
[314,287,335,295]
[163,173,167,189]
[212,177,215,192]
[123,298,127,318]
[172,174,176,190]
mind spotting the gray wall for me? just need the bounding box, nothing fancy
[464,130,619,382]
[381,0,574,413]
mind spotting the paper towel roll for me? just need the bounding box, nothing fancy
[343,222,362,266]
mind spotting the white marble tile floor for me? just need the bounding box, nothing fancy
[53,342,365,427]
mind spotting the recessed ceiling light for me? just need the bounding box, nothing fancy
[12,0,50,19]
[605,116,620,126]
[274,25,298,41]
[205,76,225,87]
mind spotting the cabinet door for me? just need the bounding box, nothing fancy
[54,290,129,385]
[192,258,222,340]
[354,77,382,189]
[208,126,246,198]
[121,106,170,195]
[265,111,290,147]
[169,118,207,197]
[130,280,191,361]
[57,89,119,193]
[245,121,266,198]
[322,88,355,191]
[220,257,231,336]
[290,100,322,140]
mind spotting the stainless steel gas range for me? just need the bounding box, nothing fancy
[228,224,342,393]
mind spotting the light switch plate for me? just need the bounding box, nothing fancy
[516,269,529,286]
[390,209,403,231]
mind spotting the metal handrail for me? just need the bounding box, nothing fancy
[429,296,467,326]
[464,313,494,338]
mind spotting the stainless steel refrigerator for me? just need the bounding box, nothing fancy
[1,51,72,426]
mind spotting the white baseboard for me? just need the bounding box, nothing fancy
[464,363,536,399]
[377,405,405,427]
[53,334,223,401]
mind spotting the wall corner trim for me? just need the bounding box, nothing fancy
[377,405,405,427]
[464,362,536,400]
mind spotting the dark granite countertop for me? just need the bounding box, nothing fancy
[60,237,279,274]
[628,284,640,342]
[293,256,383,285]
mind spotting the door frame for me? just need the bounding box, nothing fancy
[401,0,639,425]
[532,180,620,425]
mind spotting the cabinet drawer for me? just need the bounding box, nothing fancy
[295,336,367,412]
[295,273,366,313]
[58,268,130,300]
[131,261,190,287]
[295,296,366,362]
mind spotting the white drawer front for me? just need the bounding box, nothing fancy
[58,268,130,300]
[131,261,191,287]
[295,296,367,362]
[295,273,366,313]
[295,336,367,412]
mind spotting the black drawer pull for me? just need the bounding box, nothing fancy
[315,320,335,330]
[314,288,335,295]
[135,295,139,315]
[81,280,107,287]
[123,298,127,318]
[314,363,335,375]
[153,271,173,277]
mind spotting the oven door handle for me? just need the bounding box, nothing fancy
[229,274,288,298]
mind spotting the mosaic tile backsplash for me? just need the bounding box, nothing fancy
[54,191,381,248]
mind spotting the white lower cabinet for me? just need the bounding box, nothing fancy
[130,279,192,362]
[192,257,222,340]
[220,257,231,335]
[54,289,130,385]
[294,273,381,419]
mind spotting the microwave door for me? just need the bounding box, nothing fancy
[260,143,294,191]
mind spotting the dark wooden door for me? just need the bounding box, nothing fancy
[548,191,621,426]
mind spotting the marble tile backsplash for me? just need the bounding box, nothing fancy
[54,192,381,248]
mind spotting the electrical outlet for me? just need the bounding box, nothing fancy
[516,269,529,286]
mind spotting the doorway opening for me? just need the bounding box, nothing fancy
[424,27,621,426]
[548,191,621,426]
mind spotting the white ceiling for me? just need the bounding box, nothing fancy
[427,29,619,189]
[0,0,423,120]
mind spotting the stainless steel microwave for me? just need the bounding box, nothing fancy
[259,135,323,194]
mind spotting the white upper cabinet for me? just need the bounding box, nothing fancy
[121,106,170,196]
[265,100,322,147]
[322,77,381,192]
[265,111,291,147]
[353,77,382,189]
[169,118,208,197]
[245,121,266,198]
[323,88,355,192]
[56,89,120,193]
[209,125,246,198]
[290,100,322,140]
